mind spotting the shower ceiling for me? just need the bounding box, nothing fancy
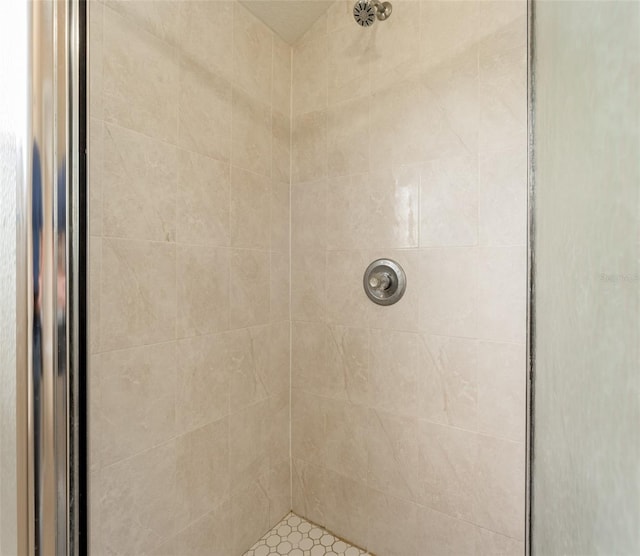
[239,0,333,44]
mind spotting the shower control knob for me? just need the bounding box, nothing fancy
[368,272,392,291]
[363,259,406,306]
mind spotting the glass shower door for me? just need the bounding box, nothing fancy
[530,1,640,553]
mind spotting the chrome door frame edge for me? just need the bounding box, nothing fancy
[17,0,88,553]
[525,0,536,554]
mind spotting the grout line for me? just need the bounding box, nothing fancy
[288,40,294,513]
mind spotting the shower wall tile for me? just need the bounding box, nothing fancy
[228,326,270,411]
[419,1,479,69]
[178,58,232,162]
[367,166,420,248]
[102,122,178,242]
[88,237,101,355]
[327,24,371,105]
[176,149,230,247]
[89,119,103,237]
[473,435,525,540]
[100,441,179,555]
[419,334,478,429]
[99,238,176,351]
[176,244,230,337]
[478,20,527,154]
[272,35,292,116]
[475,526,525,556]
[153,502,232,556]
[416,421,478,521]
[270,250,291,322]
[89,2,104,120]
[291,249,326,322]
[103,7,179,143]
[418,506,478,556]
[233,2,273,102]
[476,341,526,442]
[291,179,327,250]
[292,322,369,403]
[367,490,420,556]
[292,25,328,117]
[267,460,292,524]
[326,175,371,250]
[367,410,420,501]
[326,0,353,34]
[420,154,478,247]
[229,248,271,329]
[418,247,479,338]
[231,474,271,555]
[229,398,271,485]
[327,98,370,178]
[104,0,180,44]
[369,328,420,418]
[271,180,291,250]
[175,419,230,528]
[95,342,177,468]
[292,110,327,183]
[178,0,234,82]
[479,147,527,246]
[476,246,527,343]
[272,111,292,184]
[269,392,292,466]
[325,250,370,327]
[292,1,526,551]
[230,166,271,249]
[175,334,230,433]
[370,1,421,89]
[292,459,370,550]
[90,1,291,552]
[268,322,292,396]
[232,88,273,178]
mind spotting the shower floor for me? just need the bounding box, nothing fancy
[243,513,371,556]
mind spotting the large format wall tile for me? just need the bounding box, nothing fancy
[230,167,271,249]
[100,441,178,555]
[100,238,176,351]
[103,7,179,143]
[176,244,230,336]
[233,2,273,102]
[176,419,230,529]
[178,59,232,162]
[178,1,233,82]
[176,149,230,247]
[102,123,177,242]
[229,249,271,329]
[175,334,230,433]
[232,89,273,178]
[91,3,291,553]
[291,7,526,547]
[95,342,177,467]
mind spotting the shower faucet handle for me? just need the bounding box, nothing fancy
[363,258,406,306]
[368,272,392,291]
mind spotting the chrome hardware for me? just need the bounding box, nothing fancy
[363,258,406,306]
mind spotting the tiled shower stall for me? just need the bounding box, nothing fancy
[88,0,526,554]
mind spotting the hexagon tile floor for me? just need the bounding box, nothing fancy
[243,513,371,556]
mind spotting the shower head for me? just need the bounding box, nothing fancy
[353,0,392,27]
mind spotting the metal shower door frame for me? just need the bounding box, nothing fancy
[16,0,88,553]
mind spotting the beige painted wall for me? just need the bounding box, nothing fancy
[290,1,527,554]
[88,1,291,553]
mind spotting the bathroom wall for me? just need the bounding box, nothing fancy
[88,1,291,553]
[290,1,527,554]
